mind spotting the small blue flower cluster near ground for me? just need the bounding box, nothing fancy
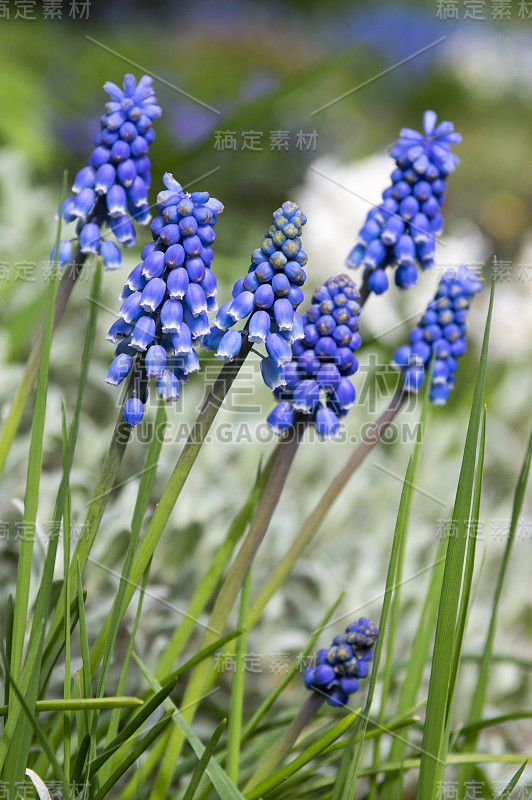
[202,201,308,388]
[52,74,161,270]
[392,265,482,404]
[105,172,223,427]
[346,110,461,294]
[267,274,362,439]
[304,618,378,707]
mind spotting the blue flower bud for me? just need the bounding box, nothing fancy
[261,357,287,390]
[110,214,135,246]
[140,277,166,313]
[185,283,208,317]
[79,223,100,254]
[142,250,165,280]
[130,315,156,351]
[248,310,271,344]
[124,397,144,427]
[166,266,188,299]
[117,159,137,186]
[73,187,96,219]
[367,269,388,295]
[266,401,295,434]
[273,298,294,331]
[216,330,242,362]
[73,166,96,193]
[184,308,210,339]
[100,239,121,270]
[229,291,255,321]
[265,333,292,366]
[293,379,319,412]
[180,350,200,374]
[51,239,73,266]
[145,344,167,378]
[119,291,143,323]
[107,318,133,343]
[160,299,184,333]
[105,353,133,385]
[156,370,181,401]
[165,315,189,350]
[201,326,225,352]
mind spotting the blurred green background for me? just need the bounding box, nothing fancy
[0,0,531,790]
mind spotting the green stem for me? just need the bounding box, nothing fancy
[148,420,305,799]
[244,692,325,793]
[249,388,406,626]
[88,339,254,674]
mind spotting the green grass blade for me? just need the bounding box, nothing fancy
[134,654,246,800]
[0,698,143,716]
[331,456,415,800]
[495,761,528,799]
[465,422,532,727]
[227,571,251,784]
[70,732,90,790]
[95,399,167,689]
[241,592,345,743]
[244,710,361,800]
[88,676,179,777]
[3,595,14,709]
[0,173,66,786]
[369,366,432,799]
[92,712,173,800]
[183,719,227,800]
[103,566,150,782]
[0,644,70,797]
[86,343,253,682]
[155,452,277,681]
[416,280,494,800]
[448,407,486,719]
[76,558,93,750]
[381,538,447,800]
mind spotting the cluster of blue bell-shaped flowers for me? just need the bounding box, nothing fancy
[267,274,362,439]
[53,73,161,270]
[392,265,482,404]
[304,617,378,707]
[346,110,461,294]
[202,201,308,389]
[105,172,223,427]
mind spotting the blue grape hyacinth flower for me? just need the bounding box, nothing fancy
[202,201,308,387]
[392,265,482,404]
[304,618,378,707]
[267,274,362,439]
[105,172,223,427]
[346,111,461,294]
[54,73,161,270]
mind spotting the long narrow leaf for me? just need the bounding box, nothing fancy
[416,281,494,800]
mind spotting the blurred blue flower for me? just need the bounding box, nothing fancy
[105,172,223,428]
[54,73,161,270]
[392,265,482,404]
[267,274,362,440]
[347,111,461,294]
[202,201,308,384]
[304,617,378,707]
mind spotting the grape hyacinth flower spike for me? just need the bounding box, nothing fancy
[53,73,161,270]
[392,265,482,404]
[267,274,362,439]
[105,172,224,427]
[347,110,461,294]
[202,201,308,388]
[304,618,378,707]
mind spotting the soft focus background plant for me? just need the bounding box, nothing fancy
[0,1,531,798]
